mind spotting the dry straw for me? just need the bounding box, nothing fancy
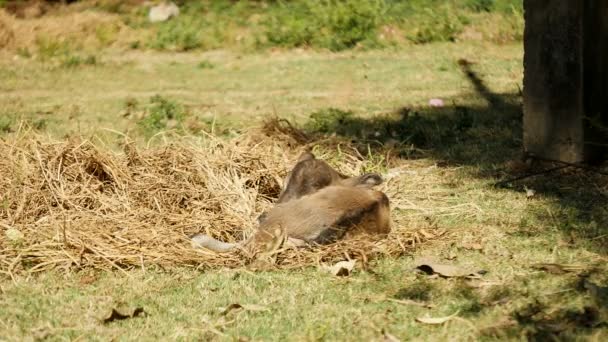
[0,119,439,276]
[0,8,137,52]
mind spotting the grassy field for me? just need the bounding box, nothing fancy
[1,2,608,341]
[0,0,524,53]
[1,42,521,139]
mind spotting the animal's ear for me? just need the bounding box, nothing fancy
[359,173,383,187]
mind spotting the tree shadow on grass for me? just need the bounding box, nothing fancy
[299,60,608,256]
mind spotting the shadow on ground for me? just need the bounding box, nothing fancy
[298,59,608,256]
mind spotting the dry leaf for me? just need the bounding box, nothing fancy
[416,310,460,325]
[219,303,269,316]
[102,307,145,324]
[219,303,243,315]
[531,263,588,274]
[323,260,356,277]
[414,257,484,279]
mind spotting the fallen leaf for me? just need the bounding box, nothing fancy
[416,310,460,325]
[102,307,145,324]
[531,263,588,274]
[219,303,245,316]
[323,260,356,277]
[219,303,269,316]
[414,257,484,279]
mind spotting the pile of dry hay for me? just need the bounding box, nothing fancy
[0,7,138,52]
[0,121,436,276]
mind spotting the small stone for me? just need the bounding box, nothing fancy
[149,2,180,23]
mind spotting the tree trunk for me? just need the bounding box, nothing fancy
[523,0,608,163]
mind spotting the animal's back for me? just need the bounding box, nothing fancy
[260,185,390,244]
[276,157,346,203]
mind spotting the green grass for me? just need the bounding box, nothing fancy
[264,0,389,51]
[164,0,523,51]
[1,38,607,340]
[3,0,523,55]
[136,94,188,137]
[1,253,606,340]
[0,42,523,140]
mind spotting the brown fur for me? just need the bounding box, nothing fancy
[256,185,390,245]
[191,151,390,257]
[276,151,383,204]
[256,151,382,223]
[192,185,391,256]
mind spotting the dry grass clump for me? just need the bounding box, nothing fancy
[0,12,15,49]
[0,8,139,53]
[0,123,433,276]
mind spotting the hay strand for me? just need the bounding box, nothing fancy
[0,123,434,274]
